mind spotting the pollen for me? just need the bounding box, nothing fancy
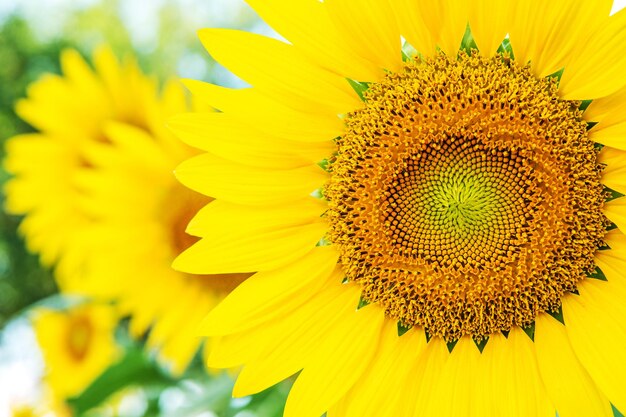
[326,52,609,341]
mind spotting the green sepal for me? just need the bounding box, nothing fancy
[547,305,565,325]
[588,266,608,281]
[579,99,593,112]
[497,38,515,58]
[473,337,489,353]
[317,158,330,172]
[357,296,370,310]
[397,321,412,336]
[605,186,625,201]
[460,24,478,55]
[401,42,418,62]
[446,339,458,353]
[522,323,535,341]
[547,67,564,84]
[612,404,625,417]
[347,78,371,102]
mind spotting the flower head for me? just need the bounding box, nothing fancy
[4,47,248,375]
[33,304,119,399]
[173,1,626,416]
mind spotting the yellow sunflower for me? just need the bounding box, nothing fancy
[10,397,71,417]
[4,47,247,375]
[171,1,626,416]
[33,304,119,399]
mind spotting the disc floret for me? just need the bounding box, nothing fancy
[326,51,608,341]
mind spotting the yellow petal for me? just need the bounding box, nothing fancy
[563,276,626,413]
[421,337,483,417]
[481,329,554,417]
[99,122,171,171]
[602,227,626,252]
[394,0,468,57]
[330,323,427,417]
[199,246,339,335]
[198,28,360,114]
[560,8,626,99]
[217,282,360,380]
[186,198,325,237]
[509,0,612,78]
[534,313,613,417]
[589,119,626,151]
[16,76,109,137]
[174,201,327,274]
[585,84,626,123]
[60,48,101,92]
[393,0,436,56]
[93,46,125,111]
[604,197,626,232]
[283,303,385,417]
[402,337,450,414]
[323,0,401,73]
[181,80,344,142]
[599,146,626,194]
[168,113,334,169]
[585,258,626,323]
[468,0,512,57]
[175,153,327,205]
[244,0,381,81]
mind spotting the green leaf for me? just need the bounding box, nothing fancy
[67,348,173,415]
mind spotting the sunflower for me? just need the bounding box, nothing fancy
[171,1,626,416]
[4,47,247,375]
[10,397,71,417]
[33,304,119,399]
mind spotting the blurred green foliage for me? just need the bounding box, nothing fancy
[0,15,66,328]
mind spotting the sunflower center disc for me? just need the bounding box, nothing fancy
[326,52,608,341]
[67,316,93,361]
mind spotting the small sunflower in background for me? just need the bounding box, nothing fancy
[10,398,71,417]
[3,47,248,375]
[172,1,626,416]
[33,303,119,400]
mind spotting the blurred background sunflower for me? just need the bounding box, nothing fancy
[0,1,289,416]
